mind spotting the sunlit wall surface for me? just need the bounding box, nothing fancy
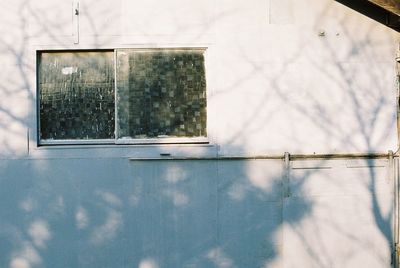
[0,0,398,267]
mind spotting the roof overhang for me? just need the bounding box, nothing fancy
[336,0,400,31]
[366,0,400,16]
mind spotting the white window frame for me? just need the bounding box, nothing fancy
[37,47,210,146]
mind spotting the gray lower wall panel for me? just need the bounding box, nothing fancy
[0,158,394,268]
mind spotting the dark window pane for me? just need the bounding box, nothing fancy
[39,51,115,140]
[116,49,207,139]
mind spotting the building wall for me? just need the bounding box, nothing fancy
[0,0,398,157]
[0,158,394,268]
[0,0,398,267]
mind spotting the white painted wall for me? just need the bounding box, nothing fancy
[0,0,398,157]
[0,0,398,267]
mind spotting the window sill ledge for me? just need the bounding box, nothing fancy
[29,142,218,159]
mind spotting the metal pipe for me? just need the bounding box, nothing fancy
[389,151,397,268]
[395,48,400,155]
[129,152,390,161]
[283,152,291,198]
[393,154,399,268]
[394,46,400,268]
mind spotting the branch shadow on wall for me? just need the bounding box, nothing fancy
[0,155,315,268]
[212,1,397,266]
[0,2,313,268]
[0,0,397,268]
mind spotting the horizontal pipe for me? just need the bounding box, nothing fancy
[290,152,390,160]
[129,152,391,161]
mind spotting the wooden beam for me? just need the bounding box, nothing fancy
[336,0,400,31]
[367,0,400,16]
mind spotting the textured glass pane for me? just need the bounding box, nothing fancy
[116,49,207,139]
[39,51,115,140]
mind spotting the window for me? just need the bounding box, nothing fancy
[38,48,207,145]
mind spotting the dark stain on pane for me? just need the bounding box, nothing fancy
[39,51,115,140]
[116,49,207,139]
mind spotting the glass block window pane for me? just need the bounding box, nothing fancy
[39,51,115,140]
[116,49,207,139]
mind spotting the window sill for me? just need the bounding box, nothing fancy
[29,142,217,159]
[39,136,209,146]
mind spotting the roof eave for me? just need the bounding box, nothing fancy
[366,0,400,16]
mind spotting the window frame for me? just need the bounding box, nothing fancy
[36,48,210,146]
